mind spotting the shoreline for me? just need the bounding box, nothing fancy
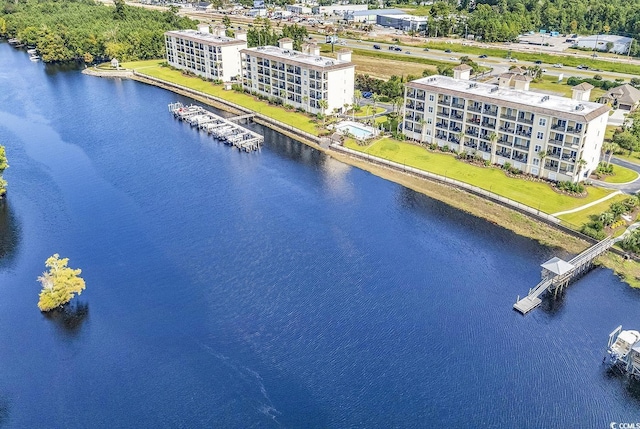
[83,67,640,288]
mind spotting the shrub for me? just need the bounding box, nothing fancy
[429,143,438,151]
[596,162,614,174]
[503,162,512,171]
[580,225,607,240]
[556,181,584,194]
[442,145,449,152]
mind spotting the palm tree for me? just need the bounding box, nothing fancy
[489,132,498,164]
[343,103,350,117]
[353,89,362,110]
[576,157,588,181]
[537,150,548,178]
[318,98,329,127]
[302,95,308,112]
[419,118,427,143]
[393,96,403,114]
[457,130,466,152]
[602,142,619,166]
[371,93,380,117]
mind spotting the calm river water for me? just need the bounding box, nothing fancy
[1,42,640,428]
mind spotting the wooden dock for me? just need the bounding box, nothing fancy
[168,102,263,152]
[513,237,617,314]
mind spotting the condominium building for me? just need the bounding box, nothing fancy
[241,39,355,115]
[403,67,610,182]
[164,24,247,82]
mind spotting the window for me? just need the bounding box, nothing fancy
[534,145,541,152]
[428,106,433,113]
[429,95,435,101]
[539,118,546,126]
[427,118,432,124]
[537,132,544,139]
[533,158,539,166]
[426,129,432,135]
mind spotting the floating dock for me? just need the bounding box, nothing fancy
[168,102,263,152]
[606,326,640,378]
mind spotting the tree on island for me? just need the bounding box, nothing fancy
[37,254,86,312]
[0,145,8,198]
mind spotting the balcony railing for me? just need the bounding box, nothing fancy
[438,99,451,106]
[567,126,583,134]
[499,126,514,133]
[501,114,516,121]
[468,105,482,113]
[482,122,496,129]
[518,117,534,125]
[515,130,532,138]
[548,138,564,145]
[484,109,498,116]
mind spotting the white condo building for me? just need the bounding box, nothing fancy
[165,24,247,82]
[241,39,355,115]
[403,67,610,182]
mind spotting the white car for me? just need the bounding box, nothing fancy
[508,58,518,62]
[553,63,563,68]
[449,56,458,61]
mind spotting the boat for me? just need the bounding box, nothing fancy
[606,326,640,378]
[29,55,41,62]
[609,328,640,360]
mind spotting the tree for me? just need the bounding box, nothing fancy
[0,145,7,198]
[576,158,588,180]
[318,99,329,127]
[537,150,548,178]
[489,132,498,164]
[37,254,86,312]
[222,16,232,29]
[613,130,640,155]
[602,141,619,166]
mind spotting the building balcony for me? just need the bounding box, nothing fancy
[515,130,532,138]
[561,155,577,162]
[548,138,564,145]
[498,138,511,145]
[566,126,584,134]
[452,102,465,109]
[499,126,514,133]
[437,111,449,118]
[452,114,463,120]
[468,105,482,113]
[547,152,562,160]
[467,117,481,124]
[551,124,566,131]
[518,117,534,125]
[436,123,447,129]
[449,126,462,132]
[464,141,478,149]
[438,99,451,106]
[483,109,498,116]
[466,130,479,137]
[513,143,529,150]
[436,133,447,140]
[501,114,516,121]
[481,122,496,129]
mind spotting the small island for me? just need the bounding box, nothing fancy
[37,254,86,312]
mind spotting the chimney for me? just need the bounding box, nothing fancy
[235,30,247,41]
[452,64,472,80]
[309,43,320,56]
[278,38,293,50]
[571,82,594,101]
[337,49,352,62]
[197,23,210,34]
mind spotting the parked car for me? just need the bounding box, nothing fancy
[534,60,542,64]
[362,92,373,98]
[479,54,488,58]
[373,44,381,49]
[394,47,402,51]
[444,49,452,53]
[388,45,396,50]
[577,64,589,69]
[553,63,563,68]
[509,58,518,62]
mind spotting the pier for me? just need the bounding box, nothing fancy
[168,102,263,152]
[513,228,636,314]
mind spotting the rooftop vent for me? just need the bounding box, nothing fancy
[468,83,478,89]
[490,86,499,93]
[315,58,322,62]
[427,77,437,82]
[541,95,550,102]
[575,104,585,111]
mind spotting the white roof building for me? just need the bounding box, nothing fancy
[241,39,355,115]
[575,34,633,54]
[402,74,610,182]
[165,26,247,82]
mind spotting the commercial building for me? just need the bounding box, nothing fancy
[402,68,610,182]
[376,14,429,32]
[345,8,404,24]
[241,39,355,115]
[312,4,368,15]
[575,34,633,54]
[165,24,247,82]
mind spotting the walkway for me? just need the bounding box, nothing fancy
[551,190,623,217]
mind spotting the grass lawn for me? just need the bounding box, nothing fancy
[528,76,606,101]
[614,152,640,166]
[344,137,614,214]
[374,115,388,124]
[601,165,639,183]
[354,106,385,117]
[119,60,321,135]
[558,194,629,227]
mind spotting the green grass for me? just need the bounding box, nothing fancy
[344,137,614,213]
[614,152,640,165]
[601,165,639,183]
[354,106,385,117]
[374,115,388,124]
[527,75,606,101]
[558,193,629,227]
[119,60,321,135]
[399,41,640,76]
[348,48,459,70]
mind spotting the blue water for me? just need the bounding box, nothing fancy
[1,42,640,428]
[336,121,375,139]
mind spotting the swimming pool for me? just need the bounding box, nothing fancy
[335,121,378,140]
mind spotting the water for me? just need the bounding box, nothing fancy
[335,121,377,139]
[0,42,639,428]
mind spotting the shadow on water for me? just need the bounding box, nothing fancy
[0,200,20,267]
[43,61,83,76]
[0,395,8,428]
[42,301,89,337]
[604,365,640,404]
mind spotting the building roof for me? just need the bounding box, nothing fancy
[407,75,610,122]
[512,74,532,82]
[600,84,640,105]
[241,45,355,72]
[453,64,472,71]
[351,8,404,16]
[165,30,246,47]
[541,257,574,275]
[578,34,633,44]
[378,13,429,21]
[572,82,595,91]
